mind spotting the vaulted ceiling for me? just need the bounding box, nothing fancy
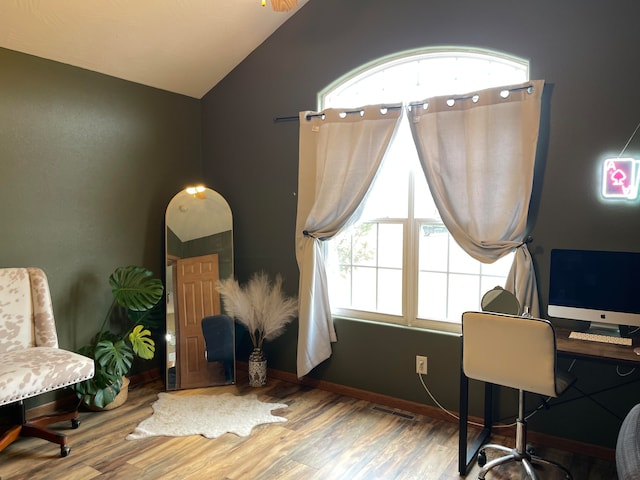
[0,0,308,99]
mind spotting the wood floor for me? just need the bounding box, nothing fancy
[0,374,618,480]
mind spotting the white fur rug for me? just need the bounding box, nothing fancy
[126,392,288,440]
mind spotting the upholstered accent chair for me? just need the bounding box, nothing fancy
[0,268,94,457]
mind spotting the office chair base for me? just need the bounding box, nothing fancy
[0,401,80,457]
[477,443,572,480]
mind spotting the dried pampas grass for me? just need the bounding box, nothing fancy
[218,272,298,349]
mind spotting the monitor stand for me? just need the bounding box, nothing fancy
[587,321,625,338]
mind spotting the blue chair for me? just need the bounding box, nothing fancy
[201,315,235,383]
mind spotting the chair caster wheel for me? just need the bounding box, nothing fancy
[478,450,487,467]
[60,446,70,457]
[71,418,80,429]
[526,443,536,455]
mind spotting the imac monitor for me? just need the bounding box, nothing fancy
[548,248,640,333]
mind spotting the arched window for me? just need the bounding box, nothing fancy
[321,47,529,331]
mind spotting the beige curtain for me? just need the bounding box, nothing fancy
[295,105,402,377]
[408,80,545,316]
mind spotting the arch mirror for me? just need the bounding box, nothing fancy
[165,186,234,390]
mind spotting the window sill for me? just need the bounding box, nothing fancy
[331,313,462,336]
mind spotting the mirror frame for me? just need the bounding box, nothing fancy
[165,186,235,390]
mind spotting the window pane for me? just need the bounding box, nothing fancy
[362,134,409,220]
[352,266,377,311]
[419,225,449,272]
[447,274,481,322]
[326,222,404,313]
[418,271,447,320]
[352,224,376,266]
[378,224,403,268]
[328,227,351,263]
[449,240,480,274]
[482,252,514,276]
[414,175,440,220]
[378,268,402,315]
[329,265,352,308]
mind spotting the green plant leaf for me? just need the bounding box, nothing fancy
[92,375,123,408]
[127,304,163,330]
[95,339,134,377]
[129,324,155,360]
[72,369,123,408]
[73,265,163,409]
[109,266,164,312]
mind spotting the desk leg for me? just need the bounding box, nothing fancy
[458,369,469,475]
[459,370,493,476]
[484,382,493,429]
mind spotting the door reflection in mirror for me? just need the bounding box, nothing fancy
[165,186,234,389]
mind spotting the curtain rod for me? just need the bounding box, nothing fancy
[273,83,534,123]
[274,106,402,123]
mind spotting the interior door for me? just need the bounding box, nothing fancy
[176,253,221,389]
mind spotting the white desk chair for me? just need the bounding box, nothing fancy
[462,311,574,480]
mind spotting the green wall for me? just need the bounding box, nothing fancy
[201,0,640,449]
[2,0,639,451]
[0,48,203,358]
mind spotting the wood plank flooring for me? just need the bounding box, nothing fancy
[0,375,618,480]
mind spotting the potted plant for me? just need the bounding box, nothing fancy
[217,271,298,387]
[73,265,164,409]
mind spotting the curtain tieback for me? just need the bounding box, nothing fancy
[303,230,316,238]
[519,236,533,247]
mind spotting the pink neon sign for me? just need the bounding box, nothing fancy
[602,157,640,200]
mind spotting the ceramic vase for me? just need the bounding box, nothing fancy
[248,348,267,387]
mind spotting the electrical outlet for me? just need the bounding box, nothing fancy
[415,355,428,375]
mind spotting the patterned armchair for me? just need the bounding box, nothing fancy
[0,268,94,457]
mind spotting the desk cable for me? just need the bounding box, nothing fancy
[417,373,551,429]
[617,366,636,377]
[567,355,636,377]
[424,356,638,429]
[619,326,638,376]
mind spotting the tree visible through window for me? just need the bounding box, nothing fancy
[321,47,529,331]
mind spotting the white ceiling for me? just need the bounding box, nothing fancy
[166,189,232,242]
[0,0,308,99]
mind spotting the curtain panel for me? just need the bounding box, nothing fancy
[295,105,402,378]
[408,80,545,316]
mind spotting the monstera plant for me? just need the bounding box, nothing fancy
[74,266,164,409]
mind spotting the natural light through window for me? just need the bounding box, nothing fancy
[321,47,528,331]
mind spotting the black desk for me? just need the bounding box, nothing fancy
[458,329,640,476]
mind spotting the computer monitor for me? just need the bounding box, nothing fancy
[548,248,640,335]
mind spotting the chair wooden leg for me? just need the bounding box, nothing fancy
[21,424,68,447]
[27,409,79,429]
[22,408,77,456]
[0,425,23,453]
[0,401,79,457]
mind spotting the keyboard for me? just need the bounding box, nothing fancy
[568,330,633,346]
